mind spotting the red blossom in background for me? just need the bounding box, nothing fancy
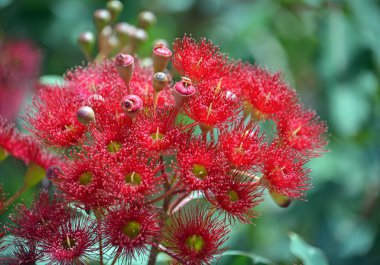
[0,40,41,120]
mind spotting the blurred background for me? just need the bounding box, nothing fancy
[0,0,379,264]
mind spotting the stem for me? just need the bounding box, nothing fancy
[156,244,188,264]
[147,246,160,265]
[147,183,179,204]
[146,155,174,265]
[110,247,122,265]
[167,192,190,214]
[98,221,104,265]
[153,91,159,114]
[3,184,27,209]
[231,169,261,182]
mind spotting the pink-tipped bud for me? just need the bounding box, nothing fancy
[93,9,111,32]
[115,53,134,87]
[153,72,169,93]
[152,44,172,73]
[121,95,143,118]
[173,77,196,107]
[76,106,96,125]
[138,11,157,29]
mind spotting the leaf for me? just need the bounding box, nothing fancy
[24,163,46,188]
[289,232,329,265]
[221,250,274,265]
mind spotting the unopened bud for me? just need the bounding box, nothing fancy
[121,95,143,119]
[269,191,292,208]
[115,23,137,46]
[153,72,169,92]
[173,77,196,107]
[115,53,134,87]
[138,11,157,29]
[106,0,123,22]
[78,32,95,59]
[93,9,111,32]
[152,44,172,73]
[76,106,96,125]
[153,39,169,48]
[130,29,147,53]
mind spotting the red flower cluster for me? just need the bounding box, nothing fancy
[1,35,327,264]
[0,40,41,120]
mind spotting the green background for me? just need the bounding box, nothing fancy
[1,0,380,264]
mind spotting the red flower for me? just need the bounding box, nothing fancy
[176,137,229,192]
[106,151,163,202]
[276,104,328,157]
[6,191,67,241]
[56,153,112,208]
[241,65,297,118]
[184,80,239,129]
[0,239,42,265]
[172,35,230,83]
[129,107,186,155]
[38,209,98,264]
[101,204,161,263]
[162,207,229,265]
[262,142,310,198]
[26,86,87,147]
[0,116,58,169]
[208,174,262,223]
[218,123,264,169]
[0,40,41,120]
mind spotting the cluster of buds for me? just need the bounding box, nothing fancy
[0,1,327,264]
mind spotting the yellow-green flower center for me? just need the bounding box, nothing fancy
[62,234,77,249]
[227,189,239,202]
[122,221,141,239]
[125,172,142,185]
[185,235,205,253]
[78,171,93,185]
[107,140,122,153]
[192,164,208,179]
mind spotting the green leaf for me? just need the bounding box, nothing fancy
[24,163,46,188]
[0,148,8,162]
[221,250,274,265]
[289,232,329,265]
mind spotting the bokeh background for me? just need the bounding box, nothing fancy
[1,0,379,264]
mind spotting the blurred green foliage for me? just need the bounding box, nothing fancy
[1,0,380,264]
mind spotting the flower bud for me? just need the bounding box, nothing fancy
[130,29,147,53]
[93,9,111,32]
[138,11,157,29]
[153,39,169,48]
[121,95,143,119]
[106,0,123,22]
[173,77,196,107]
[76,106,96,125]
[152,44,172,73]
[153,72,169,93]
[115,53,134,87]
[77,32,95,59]
[115,22,136,46]
[269,191,292,208]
